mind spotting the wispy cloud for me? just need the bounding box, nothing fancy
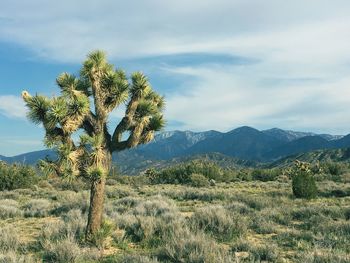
[0,95,26,119]
[1,0,350,134]
[0,1,349,62]
[164,63,350,134]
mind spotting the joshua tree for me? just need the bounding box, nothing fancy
[22,51,165,241]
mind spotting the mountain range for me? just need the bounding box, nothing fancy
[1,126,349,173]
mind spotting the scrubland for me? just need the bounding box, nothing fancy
[0,161,349,262]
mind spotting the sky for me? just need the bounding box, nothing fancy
[1,0,350,156]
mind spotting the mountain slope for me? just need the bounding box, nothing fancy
[266,135,331,160]
[269,147,350,168]
[263,128,342,142]
[133,130,221,159]
[187,126,284,161]
[2,150,55,164]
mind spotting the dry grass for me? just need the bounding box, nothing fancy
[0,179,349,262]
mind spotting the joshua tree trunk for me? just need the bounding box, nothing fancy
[86,150,111,240]
[86,176,106,239]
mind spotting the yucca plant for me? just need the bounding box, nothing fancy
[22,50,165,241]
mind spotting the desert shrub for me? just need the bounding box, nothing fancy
[292,206,343,221]
[235,170,252,181]
[0,191,21,200]
[230,238,252,253]
[318,181,350,197]
[39,219,99,262]
[0,162,39,191]
[126,217,179,246]
[189,173,209,187]
[0,199,23,219]
[323,162,347,176]
[0,227,21,252]
[251,168,280,181]
[132,197,176,217]
[22,199,52,217]
[106,185,135,199]
[291,161,317,199]
[190,205,246,242]
[250,216,276,234]
[115,175,150,187]
[233,195,271,210]
[110,197,141,214]
[226,201,252,215]
[123,216,157,243]
[49,177,89,192]
[90,220,114,249]
[0,252,34,263]
[156,230,234,263]
[61,209,86,241]
[0,227,33,263]
[316,220,350,250]
[260,207,292,226]
[249,244,279,262]
[166,189,225,202]
[123,215,183,248]
[40,210,86,248]
[273,229,314,249]
[150,160,233,184]
[42,237,82,263]
[298,249,350,263]
[115,254,159,263]
[120,198,184,248]
[345,208,350,220]
[52,190,89,215]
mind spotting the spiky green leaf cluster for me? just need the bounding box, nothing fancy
[22,50,165,181]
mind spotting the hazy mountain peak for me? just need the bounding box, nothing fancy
[228,126,260,134]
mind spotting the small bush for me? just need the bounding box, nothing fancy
[0,252,34,263]
[292,172,317,199]
[291,161,317,199]
[298,250,350,263]
[150,160,233,184]
[323,162,347,176]
[226,201,252,215]
[90,220,114,249]
[251,168,280,181]
[120,198,183,248]
[0,227,21,252]
[190,206,246,242]
[0,199,22,219]
[189,173,209,187]
[23,199,52,217]
[42,238,82,263]
[249,244,279,262]
[116,254,159,263]
[0,162,39,191]
[250,216,276,234]
[52,190,89,215]
[156,230,234,263]
[39,219,99,263]
[132,198,176,217]
[230,238,252,252]
[62,209,86,241]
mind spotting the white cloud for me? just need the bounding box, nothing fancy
[0,0,349,62]
[164,64,350,134]
[0,95,26,119]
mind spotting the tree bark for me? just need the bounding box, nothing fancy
[85,150,111,242]
[86,176,106,241]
